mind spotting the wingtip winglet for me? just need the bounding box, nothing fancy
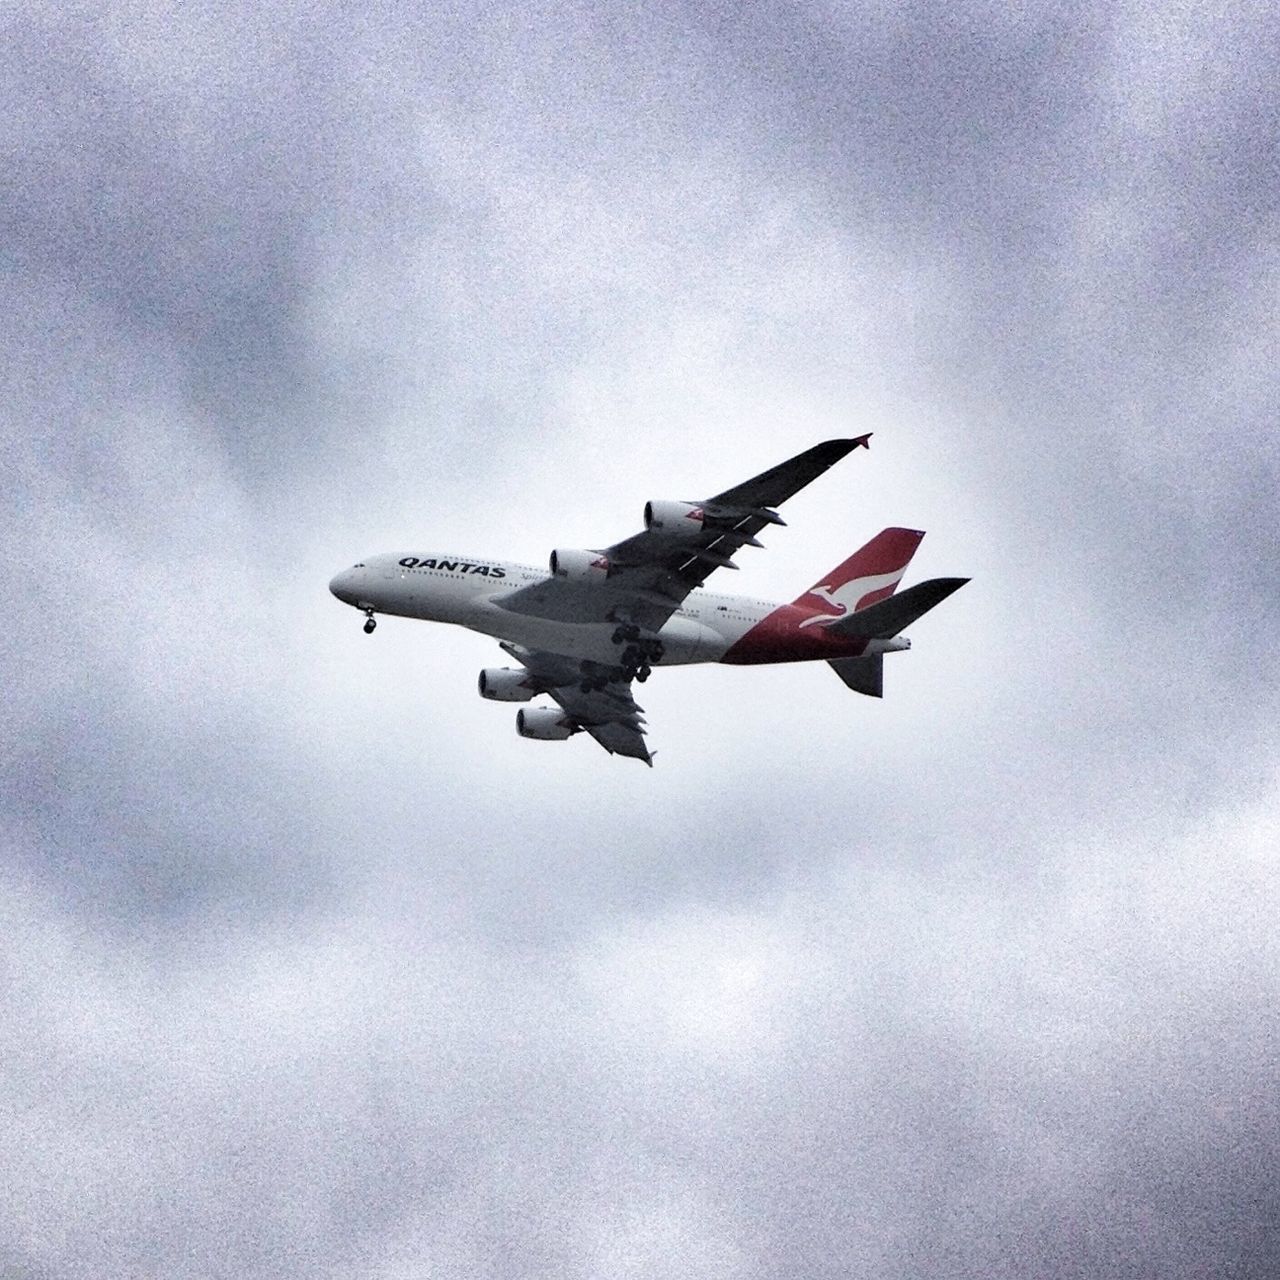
[852,432,872,449]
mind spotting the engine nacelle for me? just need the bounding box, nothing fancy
[478,668,536,702]
[549,548,610,583]
[644,499,706,539]
[516,707,576,741]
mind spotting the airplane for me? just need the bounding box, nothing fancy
[328,436,967,765]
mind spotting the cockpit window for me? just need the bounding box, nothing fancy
[353,563,365,568]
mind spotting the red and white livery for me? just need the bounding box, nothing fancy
[329,437,967,764]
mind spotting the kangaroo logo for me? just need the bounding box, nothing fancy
[796,568,908,628]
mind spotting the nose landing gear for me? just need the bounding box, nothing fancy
[362,609,377,635]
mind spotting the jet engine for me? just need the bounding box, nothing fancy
[549,548,610,583]
[643,500,706,538]
[478,668,536,702]
[516,707,576,740]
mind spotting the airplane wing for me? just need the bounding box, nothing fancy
[495,436,870,632]
[501,643,654,765]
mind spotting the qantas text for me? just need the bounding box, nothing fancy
[399,557,506,577]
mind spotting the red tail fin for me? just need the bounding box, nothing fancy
[792,528,924,624]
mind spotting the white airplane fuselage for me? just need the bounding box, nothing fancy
[329,552,773,666]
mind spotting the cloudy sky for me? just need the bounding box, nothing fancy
[4,1,1278,1276]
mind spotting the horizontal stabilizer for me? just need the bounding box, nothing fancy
[827,577,969,640]
[829,655,882,697]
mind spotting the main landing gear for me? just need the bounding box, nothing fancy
[362,609,377,635]
[620,640,663,684]
[607,619,662,684]
[576,637,663,693]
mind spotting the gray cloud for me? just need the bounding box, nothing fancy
[3,1,1278,1276]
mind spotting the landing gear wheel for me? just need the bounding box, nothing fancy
[636,665,651,683]
[362,610,377,634]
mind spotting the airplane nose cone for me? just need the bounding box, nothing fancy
[329,570,354,603]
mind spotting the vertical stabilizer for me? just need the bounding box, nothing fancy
[792,528,924,628]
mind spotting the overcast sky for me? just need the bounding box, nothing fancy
[3,2,1278,1276]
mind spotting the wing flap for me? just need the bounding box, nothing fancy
[580,719,654,763]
